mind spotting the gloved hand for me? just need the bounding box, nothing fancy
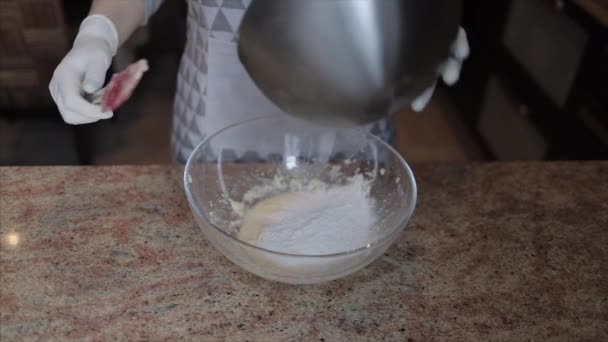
[410,27,470,112]
[49,15,119,124]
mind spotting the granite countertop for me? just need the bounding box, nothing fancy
[1,163,607,341]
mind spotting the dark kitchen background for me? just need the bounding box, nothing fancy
[1,0,606,166]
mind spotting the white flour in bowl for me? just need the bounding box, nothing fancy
[237,175,376,255]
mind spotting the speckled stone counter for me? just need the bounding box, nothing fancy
[1,163,607,341]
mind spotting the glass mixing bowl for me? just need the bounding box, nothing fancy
[184,116,417,284]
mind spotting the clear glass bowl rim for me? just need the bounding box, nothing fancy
[184,116,418,258]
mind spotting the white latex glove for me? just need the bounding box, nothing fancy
[49,15,119,124]
[410,27,470,112]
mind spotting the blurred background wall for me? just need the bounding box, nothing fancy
[0,0,606,166]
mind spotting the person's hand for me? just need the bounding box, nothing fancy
[410,27,470,112]
[49,15,118,124]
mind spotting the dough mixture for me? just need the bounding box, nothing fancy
[237,175,376,255]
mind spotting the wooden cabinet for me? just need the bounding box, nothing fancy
[0,0,70,109]
[448,0,608,160]
[504,0,587,108]
[478,77,549,160]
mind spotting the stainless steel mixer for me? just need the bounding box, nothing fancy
[238,0,462,126]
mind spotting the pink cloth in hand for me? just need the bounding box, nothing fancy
[101,59,149,112]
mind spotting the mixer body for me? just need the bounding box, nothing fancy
[238,0,462,126]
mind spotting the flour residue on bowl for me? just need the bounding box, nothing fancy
[236,174,376,255]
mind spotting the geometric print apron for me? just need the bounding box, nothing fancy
[170,0,394,164]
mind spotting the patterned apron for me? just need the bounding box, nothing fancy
[171,0,394,164]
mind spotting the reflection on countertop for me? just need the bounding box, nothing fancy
[1,163,607,340]
[3,232,20,247]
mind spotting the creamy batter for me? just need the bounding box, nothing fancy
[237,175,376,255]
